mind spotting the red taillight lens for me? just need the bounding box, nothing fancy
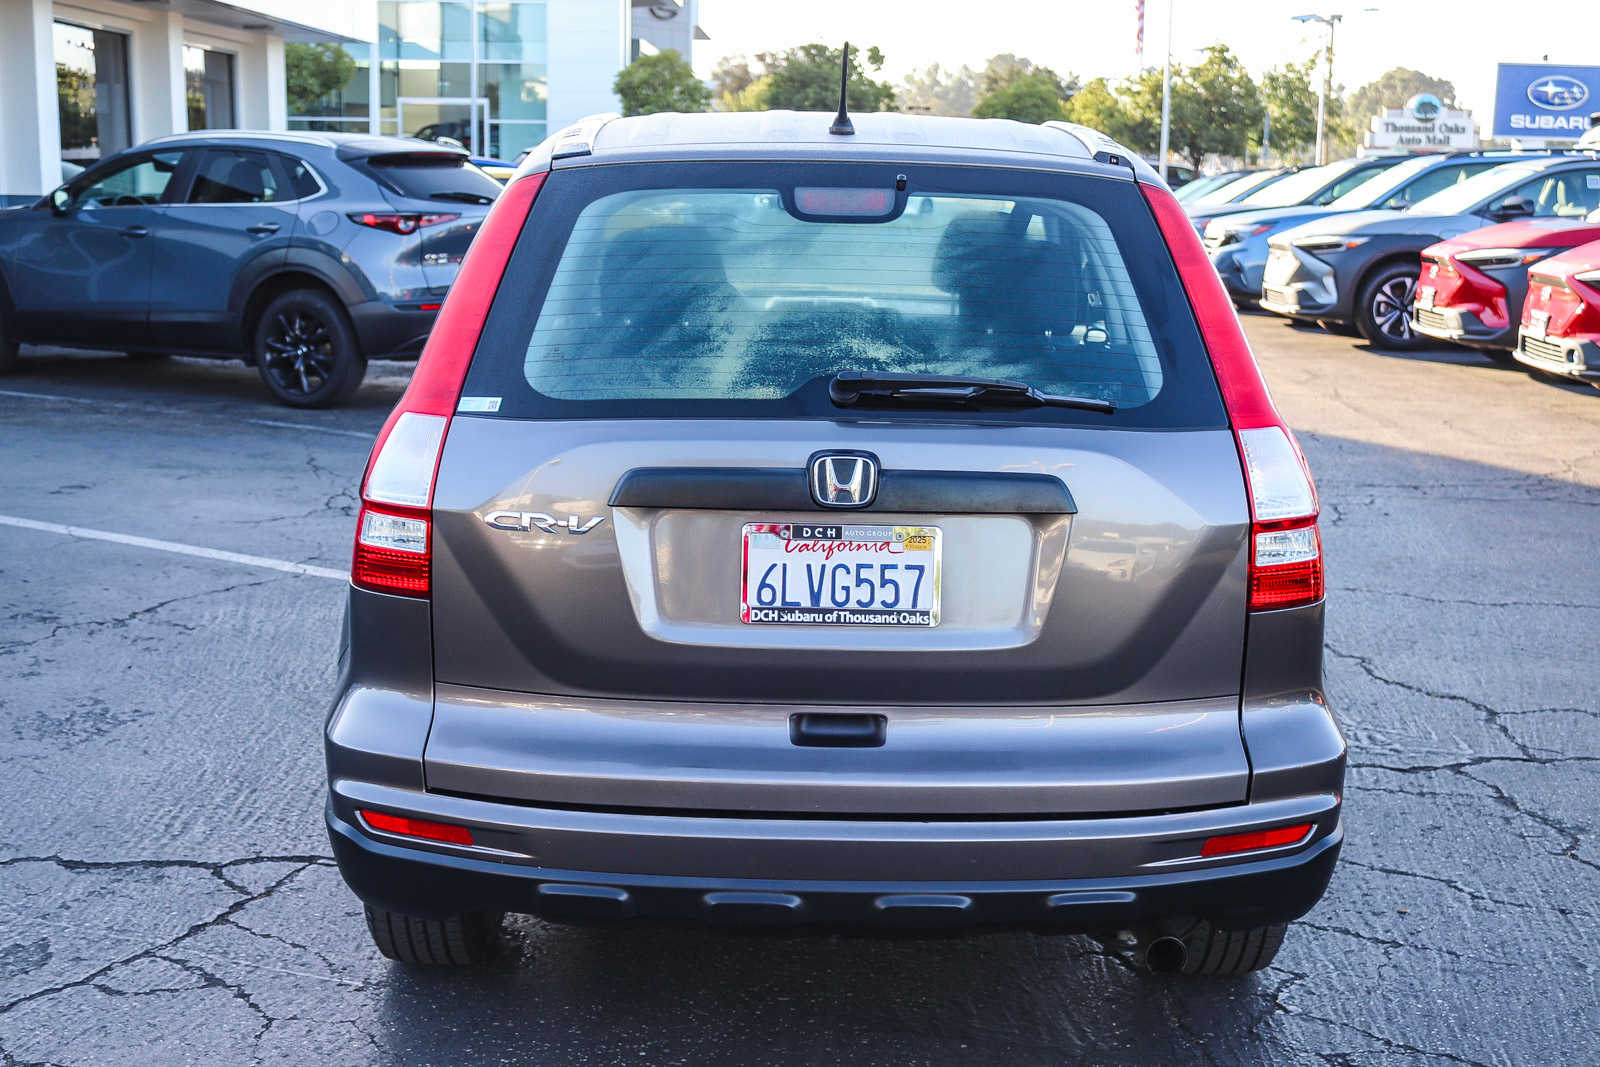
[349,172,546,600]
[347,212,460,235]
[1142,184,1323,612]
[1201,823,1313,857]
[359,810,475,846]
[352,504,431,596]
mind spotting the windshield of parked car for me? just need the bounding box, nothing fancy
[1174,173,1236,203]
[1202,171,1281,203]
[459,162,1230,429]
[1409,162,1544,214]
[1325,155,1436,209]
[1239,163,1349,207]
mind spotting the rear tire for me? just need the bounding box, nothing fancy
[1355,263,1424,350]
[363,905,504,967]
[1160,918,1288,976]
[0,307,19,374]
[253,289,366,408]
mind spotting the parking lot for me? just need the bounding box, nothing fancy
[1,313,1597,1066]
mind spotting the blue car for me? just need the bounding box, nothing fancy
[1204,153,1522,307]
[0,131,502,406]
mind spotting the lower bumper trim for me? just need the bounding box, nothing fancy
[328,806,1342,932]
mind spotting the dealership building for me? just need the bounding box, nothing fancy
[0,0,701,204]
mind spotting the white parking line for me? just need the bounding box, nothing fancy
[0,388,374,439]
[0,514,349,581]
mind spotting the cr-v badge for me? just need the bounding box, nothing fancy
[484,511,605,534]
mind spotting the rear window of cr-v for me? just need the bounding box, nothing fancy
[360,153,502,203]
[461,161,1229,429]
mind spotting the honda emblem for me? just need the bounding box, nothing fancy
[809,452,879,508]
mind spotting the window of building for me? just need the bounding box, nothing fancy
[287,43,373,133]
[185,46,236,130]
[375,0,547,159]
[54,21,131,175]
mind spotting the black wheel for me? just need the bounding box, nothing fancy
[1156,919,1288,976]
[1316,319,1360,337]
[254,289,366,408]
[0,306,19,374]
[363,905,504,967]
[1355,263,1424,350]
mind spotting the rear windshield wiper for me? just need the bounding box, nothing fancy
[428,191,496,204]
[829,372,1116,414]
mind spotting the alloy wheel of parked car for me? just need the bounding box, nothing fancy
[1356,265,1423,350]
[254,290,366,408]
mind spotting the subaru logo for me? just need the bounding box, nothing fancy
[809,452,878,508]
[1527,75,1589,112]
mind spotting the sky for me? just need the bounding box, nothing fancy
[692,1,1600,125]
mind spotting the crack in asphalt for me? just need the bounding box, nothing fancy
[0,578,285,656]
[1331,586,1600,611]
[0,854,338,1026]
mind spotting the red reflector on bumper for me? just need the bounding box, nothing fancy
[359,810,474,846]
[1201,823,1313,857]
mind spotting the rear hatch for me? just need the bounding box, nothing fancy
[355,150,500,289]
[424,159,1253,816]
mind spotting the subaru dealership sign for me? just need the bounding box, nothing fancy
[1494,63,1600,140]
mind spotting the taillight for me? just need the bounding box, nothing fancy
[350,172,547,598]
[1142,183,1323,612]
[348,212,459,235]
[1238,426,1323,610]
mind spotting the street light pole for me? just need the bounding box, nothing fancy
[1293,12,1342,166]
[1158,0,1173,182]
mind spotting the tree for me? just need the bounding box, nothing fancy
[1062,76,1143,146]
[711,55,755,102]
[1258,58,1320,161]
[285,43,356,115]
[751,43,895,113]
[897,63,981,117]
[721,74,774,113]
[972,72,1067,124]
[614,50,710,117]
[981,53,1076,100]
[1346,68,1456,129]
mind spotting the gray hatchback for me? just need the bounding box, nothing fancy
[326,112,1344,977]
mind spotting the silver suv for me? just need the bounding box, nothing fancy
[325,112,1344,978]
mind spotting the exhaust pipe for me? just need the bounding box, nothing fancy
[1145,935,1188,974]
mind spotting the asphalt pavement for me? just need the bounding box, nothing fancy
[1,317,1597,1066]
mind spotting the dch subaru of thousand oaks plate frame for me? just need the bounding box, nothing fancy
[739,522,942,626]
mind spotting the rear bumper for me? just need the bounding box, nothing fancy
[347,301,437,361]
[326,783,1343,930]
[1413,305,1513,349]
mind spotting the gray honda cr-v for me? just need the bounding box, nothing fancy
[326,111,1344,977]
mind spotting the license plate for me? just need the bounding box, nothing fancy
[1528,311,1550,340]
[741,522,941,626]
[1417,286,1435,310]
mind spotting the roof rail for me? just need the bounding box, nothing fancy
[549,113,622,161]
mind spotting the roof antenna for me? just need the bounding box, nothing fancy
[829,42,855,136]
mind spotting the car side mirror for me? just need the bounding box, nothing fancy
[1491,195,1535,220]
[50,187,72,215]
[1385,197,1412,211]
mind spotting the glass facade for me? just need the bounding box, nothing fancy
[185,45,236,131]
[287,43,374,132]
[54,21,131,173]
[289,2,546,161]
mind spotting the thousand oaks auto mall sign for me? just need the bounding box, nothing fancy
[1365,93,1478,151]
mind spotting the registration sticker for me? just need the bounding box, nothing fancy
[740,522,941,626]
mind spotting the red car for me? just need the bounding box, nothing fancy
[1514,237,1600,388]
[1413,212,1600,361]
